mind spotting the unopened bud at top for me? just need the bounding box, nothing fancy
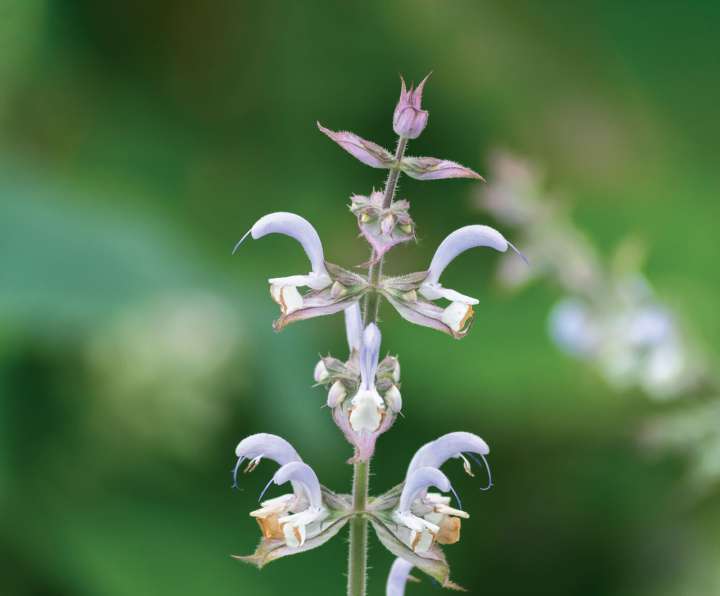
[393,74,430,139]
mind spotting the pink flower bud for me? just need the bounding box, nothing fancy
[393,74,430,139]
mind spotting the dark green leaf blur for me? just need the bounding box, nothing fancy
[1,1,719,595]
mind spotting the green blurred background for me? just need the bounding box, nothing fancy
[2,1,719,594]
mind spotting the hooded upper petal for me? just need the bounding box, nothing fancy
[399,466,452,512]
[425,225,510,286]
[407,432,489,477]
[386,558,414,596]
[273,461,323,509]
[248,212,328,278]
[235,433,302,466]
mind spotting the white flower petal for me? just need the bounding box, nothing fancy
[419,282,479,304]
[349,388,385,432]
[440,302,474,333]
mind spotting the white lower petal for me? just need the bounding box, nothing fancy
[250,493,294,518]
[283,520,306,547]
[279,507,328,547]
[441,301,474,332]
[410,529,434,553]
[419,282,478,305]
[393,510,439,535]
[270,284,304,315]
[269,274,314,287]
[349,389,385,432]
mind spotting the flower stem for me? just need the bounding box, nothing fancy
[348,136,408,596]
[347,460,370,596]
[363,136,408,323]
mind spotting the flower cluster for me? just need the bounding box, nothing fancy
[478,152,698,399]
[477,152,720,498]
[231,77,522,593]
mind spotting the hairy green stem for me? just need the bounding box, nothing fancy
[347,460,370,596]
[362,137,408,323]
[348,136,408,596]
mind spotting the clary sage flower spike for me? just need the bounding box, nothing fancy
[231,74,525,594]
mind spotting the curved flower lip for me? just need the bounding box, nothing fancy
[235,433,302,465]
[317,122,395,169]
[425,225,516,286]
[386,558,414,596]
[234,212,329,280]
[407,432,489,477]
[398,466,452,512]
[272,461,323,509]
[344,303,363,353]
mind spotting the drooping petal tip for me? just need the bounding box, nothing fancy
[232,228,252,255]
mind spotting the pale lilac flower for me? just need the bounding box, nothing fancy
[250,461,329,547]
[548,277,694,399]
[386,558,414,596]
[235,212,367,330]
[392,466,468,553]
[322,323,401,461]
[382,225,523,337]
[393,74,430,140]
[317,123,395,169]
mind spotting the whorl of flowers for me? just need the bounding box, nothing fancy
[231,76,523,594]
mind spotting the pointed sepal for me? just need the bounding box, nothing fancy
[400,156,483,181]
[369,513,464,590]
[317,122,395,169]
[233,511,352,569]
